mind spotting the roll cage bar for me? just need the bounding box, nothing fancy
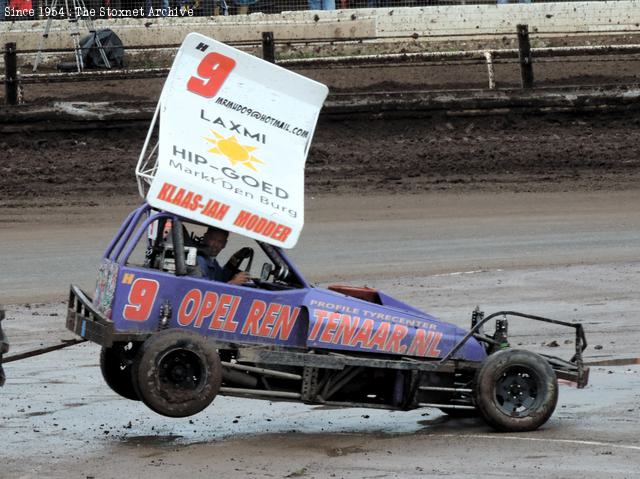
[102,203,309,287]
[442,310,589,388]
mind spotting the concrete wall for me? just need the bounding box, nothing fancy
[1,1,639,51]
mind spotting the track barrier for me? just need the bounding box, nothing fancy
[4,28,640,107]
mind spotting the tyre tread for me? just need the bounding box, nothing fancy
[474,349,558,432]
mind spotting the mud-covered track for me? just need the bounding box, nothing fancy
[2,102,639,206]
[2,84,640,133]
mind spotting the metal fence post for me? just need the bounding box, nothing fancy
[4,42,19,105]
[483,51,496,90]
[517,24,534,89]
[262,32,275,64]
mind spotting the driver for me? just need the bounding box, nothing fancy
[197,227,250,285]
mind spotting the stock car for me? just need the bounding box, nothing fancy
[66,203,589,432]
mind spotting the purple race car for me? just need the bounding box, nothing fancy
[67,203,588,432]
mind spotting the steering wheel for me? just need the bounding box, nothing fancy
[225,247,254,273]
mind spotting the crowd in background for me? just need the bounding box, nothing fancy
[1,0,532,20]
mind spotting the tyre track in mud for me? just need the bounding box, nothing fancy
[2,108,640,207]
[2,51,640,206]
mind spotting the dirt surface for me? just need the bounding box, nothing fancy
[3,189,640,303]
[2,191,640,477]
[3,109,640,207]
[2,48,640,478]
[3,330,639,479]
[3,49,640,205]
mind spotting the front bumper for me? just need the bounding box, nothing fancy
[441,309,590,389]
[66,285,148,347]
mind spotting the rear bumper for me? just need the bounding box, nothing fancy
[66,285,148,347]
[548,357,590,389]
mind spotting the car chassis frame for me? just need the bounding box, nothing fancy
[65,204,588,429]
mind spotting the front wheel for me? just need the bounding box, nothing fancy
[132,329,222,418]
[100,342,140,401]
[474,349,558,432]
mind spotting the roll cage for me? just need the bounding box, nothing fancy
[103,203,307,290]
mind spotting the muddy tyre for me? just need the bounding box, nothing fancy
[474,349,558,432]
[132,329,222,418]
[100,342,140,401]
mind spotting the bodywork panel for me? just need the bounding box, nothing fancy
[105,263,486,362]
[110,266,309,348]
[91,203,487,362]
[304,289,486,361]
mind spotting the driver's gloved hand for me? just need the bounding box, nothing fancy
[226,247,253,269]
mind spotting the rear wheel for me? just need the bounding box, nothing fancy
[100,342,140,401]
[474,349,558,432]
[132,329,222,418]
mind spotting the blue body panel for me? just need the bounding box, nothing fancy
[111,265,309,348]
[95,205,487,363]
[304,289,485,361]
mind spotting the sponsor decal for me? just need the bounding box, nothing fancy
[144,33,328,248]
[176,289,300,340]
[204,130,265,172]
[122,278,160,322]
[153,181,292,243]
[309,307,443,358]
[155,181,230,220]
[240,299,300,340]
[187,51,236,98]
[309,299,431,329]
[213,97,311,139]
[121,284,300,342]
[170,145,292,206]
[233,210,292,243]
[200,111,267,144]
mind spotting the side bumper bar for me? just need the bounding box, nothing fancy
[441,310,589,389]
[67,285,148,347]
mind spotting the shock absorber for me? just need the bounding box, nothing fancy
[494,317,510,351]
[471,306,485,334]
[158,300,173,330]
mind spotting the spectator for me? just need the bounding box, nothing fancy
[233,0,256,15]
[185,0,228,16]
[308,0,334,10]
[367,0,390,7]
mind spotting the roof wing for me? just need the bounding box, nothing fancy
[136,33,328,248]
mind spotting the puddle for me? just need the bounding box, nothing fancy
[586,357,640,366]
[120,434,184,447]
[326,445,367,457]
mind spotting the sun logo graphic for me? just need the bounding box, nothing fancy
[204,130,265,172]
